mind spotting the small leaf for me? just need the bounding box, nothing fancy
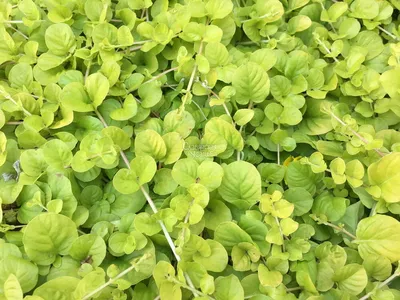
[355,215,400,263]
[332,264,368,296]
[258,264,282,288]
[232,62,270,105]
[233,109,254,126]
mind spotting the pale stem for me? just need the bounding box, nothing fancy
[359,272,400,300]
[142,67,179,85]
[209,89,232,119]
[82,254,150,300]
[178,201,199,297]
[183,199,194,224]
[237,40,270,45]
[330,112,385,157]
[7,24,28,39]
[286,287,303,292]
[378,26,399,41]
[369,202,377,217]
[7,225,25,229]
[315,36,339,63]
[85,60,92,82]
[321,221,356,240]
[132,40,152,45]
[274,216,286,252]
[119,150,131,170]
[237,125,244,161]
[192,99,208,121]
[94,101,199,298]
[222,103,232,118]
[318,2,337,33]
[6,121,23,125]
[128,45,143,52]
[170,278,215,300]
[94,109,108,128]
[241,11,280,23]
[277,144,280,165]
[236,150,241,161]
[208,88,236,126]
[0,89,32,116]
[185,274,199,297]
[3,20,24,24]
[186,41,204,94]
[140,186,183,261]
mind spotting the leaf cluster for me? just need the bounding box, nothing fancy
[1,0,400,300]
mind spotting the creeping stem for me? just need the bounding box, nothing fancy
[93,109,199,296]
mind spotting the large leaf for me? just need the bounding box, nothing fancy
[214,275,244,300]
[218,161,261,209]
[232,62,270,105]
[368,153,400,203]
[355,215,400,263]
[23,213,79,265]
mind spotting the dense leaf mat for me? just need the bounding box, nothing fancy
[1,0,400,299]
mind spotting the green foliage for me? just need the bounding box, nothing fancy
[1,0,400,299]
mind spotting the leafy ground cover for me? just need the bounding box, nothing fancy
[2,0,400,299]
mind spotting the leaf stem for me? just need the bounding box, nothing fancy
[236,40,270,46]
[274,216,286,252]
[0,89,32,116]
[144,187,200,296]
[6,24,28,39]
[132,40,152,45]
[378,26,399,41]
[2,20,24,24]
[208,89,231,116]
[85,60,92,83]
[320,220,356,240]
[277,144,281,165]
[359,271,400,300]
[94,109,108,128]
[330,112,385,157]
[128,45,143,52]
[369,202,377,217]
[318,2,337,34]
[170,278,215,300]
[192,99,208,121]
[93,94,211,300]
[142,67,179,85]
[220,103,230,119]
[6,121,23,125]
[140,8,146,19]
[237,125,244,161]
[186,41,204,94]
[286,287,303,292]
[82,254,151,300]
[139,186,182,261]
[314,36,339,63]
